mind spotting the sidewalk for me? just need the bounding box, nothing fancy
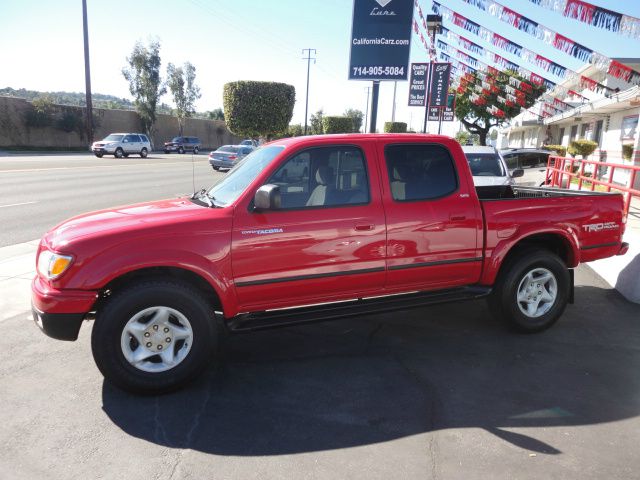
[588,196,640,303]
[0,240,38,321]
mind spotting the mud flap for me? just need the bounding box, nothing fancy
[568,268,575,304]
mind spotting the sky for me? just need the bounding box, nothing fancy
[2,0,640,136]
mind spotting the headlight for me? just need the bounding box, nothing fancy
[37,250,73,279]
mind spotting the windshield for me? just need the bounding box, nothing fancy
[207,146,285,206]
[171,137,182,142]
[465,153,506,177]
[103,134,124,142]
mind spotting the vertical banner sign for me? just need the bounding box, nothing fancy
[428,63,452,107]
[408,63,428,106]
[427,107,441,122]
[442,93,456,122]
[349,0,414,81]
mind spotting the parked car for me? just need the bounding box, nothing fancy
[209,145,254,170]
[501,148,552,186]
[33,133,628,394]
[91,133,151,158]
[164,136,201,154]
[240,139,259,148]
[462,145,523,186]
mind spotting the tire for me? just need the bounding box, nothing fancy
[123,153,129,158]
[212,166,220,171]
[91,280,217,394]
[114,148,124,159]
[178,147,185,154]
[140,148,148,158]
[164,150,169,154]
[488,248,569,333]
[95,153,103,158]
[193,146,199,154]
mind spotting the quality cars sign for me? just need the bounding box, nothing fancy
[349,0,414,81]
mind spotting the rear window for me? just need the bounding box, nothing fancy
[465,153,506,177]
[385,144,458,201]
[218,146,240,153]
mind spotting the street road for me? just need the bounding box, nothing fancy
[0,153,224,247]
[1,264,639,479]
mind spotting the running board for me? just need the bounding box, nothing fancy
[226,286,492,333]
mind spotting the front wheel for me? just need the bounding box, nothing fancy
[94,153,103,158]
[489,249,569,333]
[140,148,148,158]
[91,280,217,394]
[114,148,124,158]
[193,146,199,154]
[178,146,185,154]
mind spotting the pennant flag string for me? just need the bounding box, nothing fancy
[437,0,640,86]
[524,0,640,40]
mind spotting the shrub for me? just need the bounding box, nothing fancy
[288,124,303,137]
[567,139,598,158]
[57,109,83,133]
[223,81,295,138]
[455,131,470,145]
[24,96,55,128]
[322,116,353,134]
[384,122,407,133]
[622,144,634,161]
[542,144,567,157]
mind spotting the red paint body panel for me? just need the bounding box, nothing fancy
[30,134,626,322]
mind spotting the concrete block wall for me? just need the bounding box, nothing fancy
[0,96,240,151]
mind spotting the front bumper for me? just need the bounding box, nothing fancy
[31,276,97,341]
[32,305,85,341]
[92,146,116,154]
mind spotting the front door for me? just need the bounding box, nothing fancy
[231,143,387,312]
[381,142,482,291]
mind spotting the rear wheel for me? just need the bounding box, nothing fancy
[91,280,217,394]
[489,249,569,333]
[140,148,148,158]
[114,148,124,158]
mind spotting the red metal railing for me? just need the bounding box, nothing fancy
[545,155,640,217]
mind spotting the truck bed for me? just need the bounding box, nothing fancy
[476,185,619,201]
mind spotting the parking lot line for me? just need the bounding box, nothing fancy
[0,201,38,208]
[0,161,201,173]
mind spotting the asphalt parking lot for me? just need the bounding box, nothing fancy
[1,264,639,479]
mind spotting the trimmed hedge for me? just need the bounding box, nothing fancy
[384,122,407,133]
[223,81,295,137]
[568,139,598,158]
[322,116,353,134]
[542,144,567,157]
[622,143,634,160]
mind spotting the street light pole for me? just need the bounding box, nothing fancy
[82,0,93,145]
[364,86,371,133]
[302,48,316,135]
[391,81,397,122]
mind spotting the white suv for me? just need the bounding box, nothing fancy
[91,133,152,158]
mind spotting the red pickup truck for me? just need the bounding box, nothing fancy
[32,134,628,393]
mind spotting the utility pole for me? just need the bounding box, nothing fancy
[364,86,371,133]
[302,48,316,135]
[82,0,93,145]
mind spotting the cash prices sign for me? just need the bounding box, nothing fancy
[349,0,413,81]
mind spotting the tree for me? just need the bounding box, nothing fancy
[343,108,364,132]
[322,116,353,134]
[223,81,295,138]
[309,108,324,135]
[454,71,545,145]
[122,39,166,135]
[166,62,201,135]
[208,108,224,121]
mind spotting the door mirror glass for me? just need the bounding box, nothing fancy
[510,168,524,178]
[254,184,281,210]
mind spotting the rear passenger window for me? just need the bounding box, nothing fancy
[267,146,370,209]
[385,144,457,201]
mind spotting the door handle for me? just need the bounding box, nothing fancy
[450,215,466,221]
[355,224,374,231]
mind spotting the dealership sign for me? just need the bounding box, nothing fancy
[349,0,414,81]
[442,94,456,122]
[408,63,428,106]
[428,63,452,107]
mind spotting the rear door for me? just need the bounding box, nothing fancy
[231,142,386,311]
[381,142,482,291]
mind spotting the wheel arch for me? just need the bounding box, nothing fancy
[483,231,578,285]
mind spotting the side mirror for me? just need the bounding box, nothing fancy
[254,184,281,210]
[510,168,524,178]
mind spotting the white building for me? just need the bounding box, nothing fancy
[498,59,640,187]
